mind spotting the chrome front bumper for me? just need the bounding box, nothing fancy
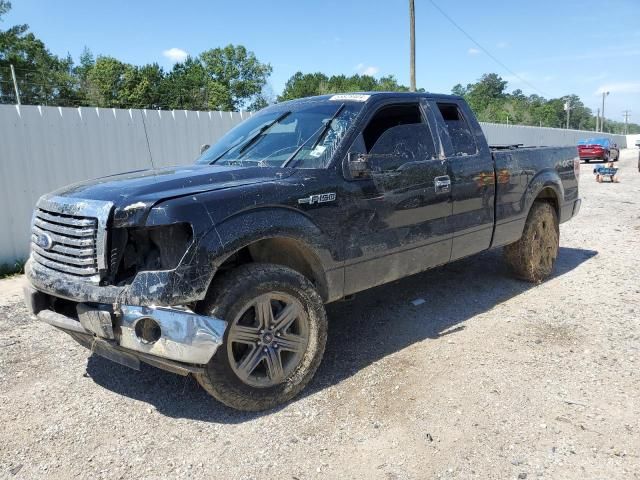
[24,285,227,371]
[118,305,225,364]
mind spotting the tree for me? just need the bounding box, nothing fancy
[0,0,9,19]
[373,75,412,92]
[278,72,413,101]
[464,73,508,118]
[83,56,129,107]
[160,46,271,111]
[199,45,272,110]
[451,83,467,97]
[73,47,94,101]
[445,72,640,131]
[2,5,271,110]
[161,56,208,110]
[279,72,329,101]
[0,1,78,105]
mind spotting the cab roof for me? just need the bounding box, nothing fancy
[276,91,463,107]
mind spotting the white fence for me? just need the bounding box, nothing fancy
[480,122,626,148]
[0,104,628,264]
[627,134,640,148]
[0,105,249,264]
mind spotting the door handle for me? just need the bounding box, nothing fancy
[434,175,451,194]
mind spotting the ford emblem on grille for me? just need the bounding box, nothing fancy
[35,232,54,251]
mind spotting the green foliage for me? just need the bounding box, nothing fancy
[278,72,414,102]
[0,1,79,106]
[0,258,25,279]
[84,56,129,107]
[159,46,272,111]
[200,45,272,110]
[0,1,10,19]
[161,56,208,109]
[0,3,271,111]
[0,1,638,132]
[452,73,639,133]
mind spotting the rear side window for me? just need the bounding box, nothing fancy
[437,103,477,156]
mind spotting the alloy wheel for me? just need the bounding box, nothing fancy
[227,292,309,388]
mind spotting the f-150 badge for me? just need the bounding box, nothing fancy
[298,193,336,205]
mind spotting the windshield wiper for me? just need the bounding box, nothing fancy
[281,104,345,168]
[237,111,291,157]
[210,110,291,164]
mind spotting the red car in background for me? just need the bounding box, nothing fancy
[577,138,619,162]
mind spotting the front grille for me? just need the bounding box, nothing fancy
[31,208,99,278]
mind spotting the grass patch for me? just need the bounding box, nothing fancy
[0,259,26,279]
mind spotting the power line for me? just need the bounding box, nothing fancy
[427,0,548,97]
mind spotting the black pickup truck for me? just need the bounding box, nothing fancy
[24,92,581,411]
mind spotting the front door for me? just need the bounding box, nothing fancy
[341,101,452,295]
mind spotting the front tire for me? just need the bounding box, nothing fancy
[504,202,559,283]
[195,263,328,411]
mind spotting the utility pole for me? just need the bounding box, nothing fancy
[10,64,21,106]
[595,108,600,132]
[409,0,416,92]
[601,91,609,133]
[564,99,571,129]
[622,110,631,135]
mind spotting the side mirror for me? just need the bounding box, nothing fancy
[347,152,371,178]
[200,144,210,154]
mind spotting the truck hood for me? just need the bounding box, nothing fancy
[50,164,294,209]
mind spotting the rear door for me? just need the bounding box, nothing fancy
[428,100,495,261]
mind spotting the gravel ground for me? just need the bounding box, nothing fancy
[1,149,639,480]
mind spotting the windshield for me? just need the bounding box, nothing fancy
[196,102,363,168]
[579,138,608,146]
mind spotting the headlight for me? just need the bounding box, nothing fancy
[109,223,193,285]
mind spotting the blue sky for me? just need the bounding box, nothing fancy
[6,0,640,120]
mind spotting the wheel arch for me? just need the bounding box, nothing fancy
[494,172,563,249]
[525,170,564,220]
[203,207,342,303]
[214,236,331,302]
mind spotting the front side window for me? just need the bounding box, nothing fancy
[196,103,362,169]
[358,103,437,164]
[436,103,477,156]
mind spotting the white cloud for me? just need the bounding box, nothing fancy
[355,63,379,76]
[162,48,188,63]
[496,41,509,49]
[596,82,640,95]
[468,48,481,55]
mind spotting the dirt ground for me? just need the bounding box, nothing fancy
[1,149,638,480]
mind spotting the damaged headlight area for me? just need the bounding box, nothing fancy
[108,222,193,285]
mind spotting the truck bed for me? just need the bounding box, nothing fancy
[491,145,579,248]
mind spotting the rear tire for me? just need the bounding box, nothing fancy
[195,263,328,411]
[504,202,559,283]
